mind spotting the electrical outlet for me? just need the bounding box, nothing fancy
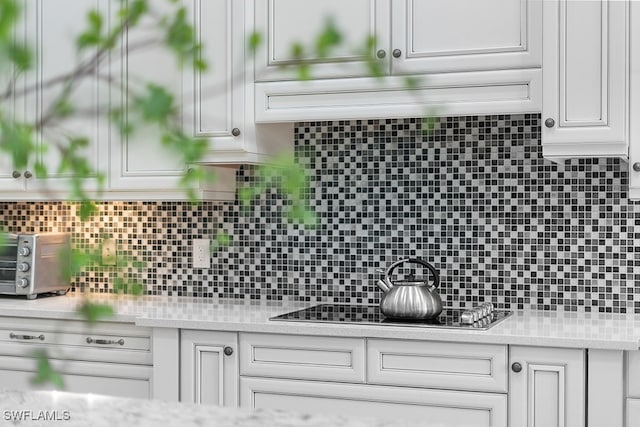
[102,238,116,266]
[193,239,210,268]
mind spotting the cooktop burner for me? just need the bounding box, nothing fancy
[270,304,512,330]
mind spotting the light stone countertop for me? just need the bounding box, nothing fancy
[0,293,639,350]
[0,390,424,427]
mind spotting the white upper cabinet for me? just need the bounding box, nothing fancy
[542,0,629,159]
[254,0,390,81]
[628,1,640,199]
[0,0,291,201]
[391,0,541,75]
[0,0,107,197]
[254,0,542,122]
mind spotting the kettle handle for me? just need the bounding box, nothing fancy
[385,258,440,289]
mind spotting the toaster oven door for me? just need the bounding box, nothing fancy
[0,234,18,293]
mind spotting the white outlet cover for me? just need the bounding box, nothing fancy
[193,239,210,269]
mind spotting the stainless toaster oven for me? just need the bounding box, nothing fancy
[0,232,71,299]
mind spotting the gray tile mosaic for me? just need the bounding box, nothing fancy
[0,113,637,313]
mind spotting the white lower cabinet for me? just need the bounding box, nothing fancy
[240,377,507,427]
[180,330,238,407]
[509,346,585,427]
[0,317,153,399]
[237,333,507,426]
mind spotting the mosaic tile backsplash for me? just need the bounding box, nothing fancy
[0,113,638,313]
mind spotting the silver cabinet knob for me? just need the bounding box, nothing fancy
[376,49,386,59]
[231,128,241,137]
[392,49,402,58]
[511,362,523,373]
[633,163,640,172]
[11,171,20,179]
[23,171,32,179]
[544,118,555,128]
[223,346,233,356]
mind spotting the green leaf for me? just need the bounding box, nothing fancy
[33,161,47,179]
[0,121,36,169]
[315,18,342,58]
[31,350,64,389]
[248,32,262,54]
[290,42,304,60]
[79,199,97,220]
[135,84,175,123]
[8,43,32,71]
[77,301,114,325]
[77,10,106,49]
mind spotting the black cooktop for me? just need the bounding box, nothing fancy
[270,304,512,330]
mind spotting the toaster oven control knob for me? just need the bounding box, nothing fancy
[17,278,29,288]
[18,247,30,256]
[17,262,30,272]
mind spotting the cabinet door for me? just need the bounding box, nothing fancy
[509,346,585,427]
[391,0,541,75]
[180,330,238,407]
[108,0,187,191]
[542,0,628,158]
[241,377,507,427]
[628,1,640,198]
[182,0,247,159]
[10,0,107,194]
[254,0,391,81]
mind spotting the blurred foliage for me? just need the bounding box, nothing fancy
[31,350,64,389]
[0,0,436,388]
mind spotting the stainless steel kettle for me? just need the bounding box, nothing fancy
[376,258,442,320]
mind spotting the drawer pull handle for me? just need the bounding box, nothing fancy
[10,333,44,341]
[86,337,125,346]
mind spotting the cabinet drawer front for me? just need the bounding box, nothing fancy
[0,356,151,398]
[627,351,640,398]
[239,333,365,383]
[240,377,507,427]
[367,339,508,393]
[0,319,152,365]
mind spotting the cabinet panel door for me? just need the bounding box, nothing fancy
[628,1,640,198]
[109,0,184,190]
[254,0,391,81]
[17,0,106,193]
[542,0,628,158]
[509,346,585,427]
[241,377,507,427]
[391,0,541,75]
[182,0,245,155]
[180,330,238,407]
